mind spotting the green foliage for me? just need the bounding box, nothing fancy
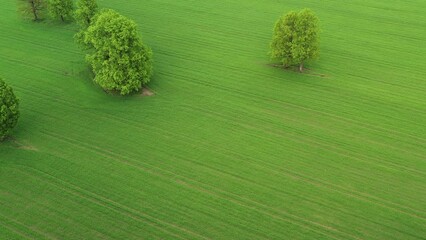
[48,0,74,22]
[75,0,98,28]
[74,0,98,47]
[83,9,153,95]
[18,0,46,21]
[0,78,19,141]
[271,8,319,72]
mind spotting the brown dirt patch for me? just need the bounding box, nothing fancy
[17,145,38,151]
[141,87,155,96]
[8,138,38,151]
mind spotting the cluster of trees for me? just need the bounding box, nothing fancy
[270,9,320,72]
[18,0,154,95]
[2,0,154,140]
[2,4,320,141]
[19,0,74,22]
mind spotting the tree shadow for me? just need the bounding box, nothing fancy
[268,63,329,78]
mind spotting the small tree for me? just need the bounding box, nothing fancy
[18,0,46,21]
[74,0,98,46]
[75,0,98,28]
[83,9,153,95]
[271,9,319,72]
[0,78,20,141]
[48,0,74,22]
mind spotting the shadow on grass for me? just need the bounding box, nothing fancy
[1,136,38,151]
[268,63,329,78]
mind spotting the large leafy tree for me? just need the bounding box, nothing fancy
[83,9,153,95]
[0,78,20,141]
[75,0,98,28]
[18,0,46,21]
[48,0,74,22]
[271,9,319,72]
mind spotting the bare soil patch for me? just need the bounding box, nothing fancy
[141,87,155,96]
[6,137,39,151]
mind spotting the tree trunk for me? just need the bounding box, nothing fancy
[299,62,304,73]
[30,0,38,21]
[61,15,65,22]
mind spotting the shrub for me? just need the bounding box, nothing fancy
[48,0,74,22]
[0,78,20,141]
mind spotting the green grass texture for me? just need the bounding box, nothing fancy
[1,0,425,239]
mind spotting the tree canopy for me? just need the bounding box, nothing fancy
[83,9,153,95]
[18,0,46,21]
[75,0,98,28]
[0,78,20,141]
[48,0,74,22]
[270,9,319,72]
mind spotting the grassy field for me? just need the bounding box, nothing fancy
[1,0,425,239]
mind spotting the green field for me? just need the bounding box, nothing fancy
[1,0,425,239]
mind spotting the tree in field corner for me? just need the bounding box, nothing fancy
[48,0,74,22]
[270,9,319,72]
[83,9,153,95]
[0,78,20,141]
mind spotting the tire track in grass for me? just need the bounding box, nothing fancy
[255,106,426,160]
[12,73,420,238]
[226,118,426,218]
[34,134,296,239]
[178,125,426,223]
[0,32,81,56]
[17,83,426,182]
[68,109,426,236]
[0,222,32,240]
[40,128,382,239]
[166,73,426,173]
[162,70,426,144]
[39,131,365,240]
[11,77,424,236]
[187,102,426,186]
[38,131,331,239]
[8,166,201,240]
[159,144,425,239]
[0,186,115,240]
[187,101,426,169]
[41,152,277,240]
[92,101,426,218]
[2,57,71,78]
[0,225,32,240]
[22,148,274,239]
[20,90,426,227]
[22,94,426,221]
[0,212,51,240]
[184,154,426,238]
